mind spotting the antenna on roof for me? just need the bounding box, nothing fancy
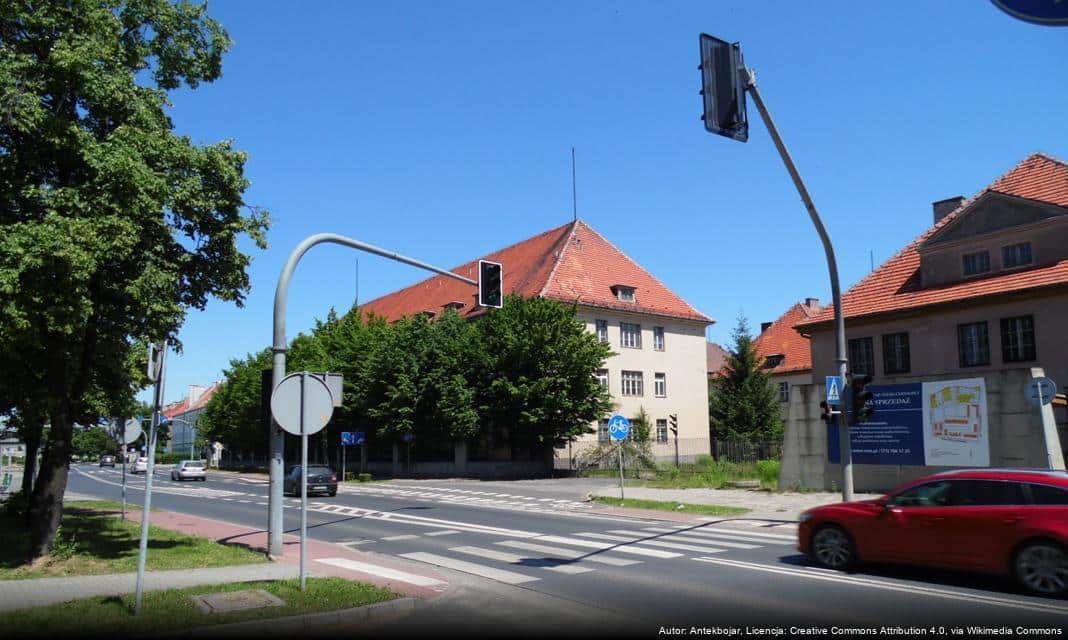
[869,250,874,272]
[571,146,578,223]
[355,258,359,307]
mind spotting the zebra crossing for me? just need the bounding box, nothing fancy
[338,483,595,514]
[386,523,795,586]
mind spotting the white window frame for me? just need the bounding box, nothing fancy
[596,369,609,389]
[654,372,666,398]
[616,287,635,302]
[653,326,665,351]
[620,322,642,349]
[656,419,668,443]
[597,419,609,443]
[621,370,643,397]
[778,381,790,403]
[595,319,608,343]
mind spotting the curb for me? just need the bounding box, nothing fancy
[164,596,423,637]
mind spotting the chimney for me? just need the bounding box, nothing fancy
[760,322,773,334]
[932,196,965,225]
[188,384,206,407]
[804,297,819,310]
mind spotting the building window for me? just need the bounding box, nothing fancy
[848,337,875,376]
[882,332,911,374]
[653,326,665,351]
[621,370,643,396]
[595,319,608,343]
[1001,315,1036,362]
[596,369,609,388]
[962,251,990,276]
[613,286,636,302]
[1002,242,1032,269]
[654,373,666,397]
[958,321,990,367]
[656,419,668,443]
[778,381,790,403]
[620,322,642,349]
[598,419,609,443]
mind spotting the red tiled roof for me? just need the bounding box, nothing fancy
[162,381,222,419]
[754,301,822,374]
[360,220,712,324]
[706,342,730,376]
[798,153,1068,330]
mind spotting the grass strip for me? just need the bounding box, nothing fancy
[0,577,400,635]
[0,500,265,580]
[592,496,750,516]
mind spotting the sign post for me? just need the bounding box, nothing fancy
[112,418,142,520]
[134,341,167,616]
[271,372,333,590]
[608,415,631,500]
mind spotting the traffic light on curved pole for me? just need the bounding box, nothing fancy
[849,374,875,425]
[668,413,678,435]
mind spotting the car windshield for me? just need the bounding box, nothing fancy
[300,466,332,475]
[184,462,203,468]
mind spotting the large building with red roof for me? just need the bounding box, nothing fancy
[753,298,822,423]
[361,219,715,465]
[783,153,1068,490]
[161,382,222,461]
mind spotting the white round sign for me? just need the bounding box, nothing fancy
[270,372,334,436]
[115,419,142,445]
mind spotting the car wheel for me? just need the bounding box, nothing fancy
[328,490,337,497]
[1014,541,1068,596]
[811,524,856,570]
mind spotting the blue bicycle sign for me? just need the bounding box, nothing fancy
[608,414,630,441]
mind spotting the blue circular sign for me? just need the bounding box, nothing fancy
[608,414,630,441]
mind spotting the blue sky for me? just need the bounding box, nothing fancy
[151,1,1067,404]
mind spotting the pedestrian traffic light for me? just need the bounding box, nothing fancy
[850,374,875,425]
[478,260,502,308]
[698,33,749,142]
[669,414,678,435]
[819,401,835,422]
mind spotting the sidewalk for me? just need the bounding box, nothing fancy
[587,485,860,522]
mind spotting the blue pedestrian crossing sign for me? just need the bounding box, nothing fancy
[826,376,842,406]
[608,414,630,441]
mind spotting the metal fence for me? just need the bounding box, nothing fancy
[711,439,782,464]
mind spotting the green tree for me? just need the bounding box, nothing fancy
[708,315,783,444]
[0,1,268,558]
[199,348,272,458]
[72,427,116,460]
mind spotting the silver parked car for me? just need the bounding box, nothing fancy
[129,457,149,474]
[171,460,207,482]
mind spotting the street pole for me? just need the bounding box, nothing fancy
[300,374,308,590]
[674,431,679,468]
[742,69,853,502]
[271,233,479,558]
[341,441,346,483]
[617,443,625,500]
[135,340,167,615]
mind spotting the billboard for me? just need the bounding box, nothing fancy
[828,377,989,467]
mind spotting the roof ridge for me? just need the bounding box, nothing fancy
[567,220,711,322]
[539,219,580,298]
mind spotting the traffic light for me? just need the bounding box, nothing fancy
[698,33,749,142]
[478,260,503,308]
[850,374,875,425]
[669,414,678,436]
[819,401,835,422]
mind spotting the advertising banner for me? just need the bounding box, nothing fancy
[827,377,989,467]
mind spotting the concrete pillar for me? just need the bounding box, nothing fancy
[392,443,399,477]
[454,440,467,475]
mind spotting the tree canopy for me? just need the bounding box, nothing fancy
[0,0,267,558]
[708,315,783,444]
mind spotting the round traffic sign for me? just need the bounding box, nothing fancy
[1027,377,1057,407]
[608,414,630,441]
[115,419,142,445]
[270,372,334,436]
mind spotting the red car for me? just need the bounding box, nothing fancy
[798,469,1068,596]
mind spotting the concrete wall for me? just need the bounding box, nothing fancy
[779,368,1064,492]
[563,307,711,462]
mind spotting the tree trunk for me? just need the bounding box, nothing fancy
[27,407,74,560]
[20,419,43,498]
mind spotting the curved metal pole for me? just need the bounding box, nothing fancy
[268,233,478,557]
[743,69,853,502]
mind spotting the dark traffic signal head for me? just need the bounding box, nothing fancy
[819,401,834,422]
[698,34,749,142]
[850,374,875,425]
[669,413,678,435]
[478,260,503,308]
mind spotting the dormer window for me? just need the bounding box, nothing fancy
[763,354,785,369]
[420,310,436,320]
[1002,242,1032,269]
[442,301,466,311]
[962,251,990,276]
[611,285,636,302]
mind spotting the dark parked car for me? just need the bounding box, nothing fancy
[798,469,1068,596]
[99,455,116,468]
[284,465,338,497]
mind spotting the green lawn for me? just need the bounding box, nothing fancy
[0,500,266,580]
[0,578,401,635]
[583,457,780,491]
[591,496,750,516]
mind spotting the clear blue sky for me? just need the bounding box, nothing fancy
[151,0,1067,405]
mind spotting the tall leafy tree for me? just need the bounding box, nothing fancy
[199,348,271,458]
[708,316,783,444]
[0,0,268,557]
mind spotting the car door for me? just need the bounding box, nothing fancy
[934,479,1029,573]
[864,480,955,565]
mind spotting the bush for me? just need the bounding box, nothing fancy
[756,459,780,490]
[50,526,79,560]
[152,453,202,465]
[358,473,373,483]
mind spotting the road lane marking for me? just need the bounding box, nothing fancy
[449,546,594,574]
[425,530,460,536]
[532,535,681,559]
[576,532,727,555]
[639,526,793,545]
[315,557,447,587]
[339,540,374,548]
[382,535,419,541]
[691,557,1068,615]
[667,526,796,542]
[496,541,641,566]
[607,529,760,549]
[400,552,540,584]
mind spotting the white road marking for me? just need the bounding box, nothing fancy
[606,529,759,550]
[316,557,447,587]
[532,535,682,559]
[400,552,540,585]
[669,526,796,542]
[382,535,419,541]
[691,557,1068,615]
[497,541,641,566]
[576,532,727,555]
[425,530,460,536]
[450,546,594,575]
[339,540,374,548]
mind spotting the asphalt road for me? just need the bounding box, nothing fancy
[67,464,1068,635]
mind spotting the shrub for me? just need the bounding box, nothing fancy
[358,473,373,483]
[50,526,79,560]
[756,459,780,490]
